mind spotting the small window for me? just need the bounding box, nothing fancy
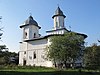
[34,33,36,38]
[33,51,36,59]
[56,22,58,27]
[25,32,27,38]
[24,51,26,54]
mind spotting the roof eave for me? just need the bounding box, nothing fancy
[20,24,41,29]
[52,14,66,19]
[46,28,68,33]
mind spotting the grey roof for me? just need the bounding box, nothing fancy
[52,6,66,18]
[23,31,87,42]
[24,34,63,42]
[25,16,38,25]
[20,16,41,29]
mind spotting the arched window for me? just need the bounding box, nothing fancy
[34,33,36,38]
[23,59,26,65]
[25,32,27,38]
[56,22,58,27]
[24,51,26,54]
[33,51,36,59]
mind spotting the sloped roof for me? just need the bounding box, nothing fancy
[20,16,41,29]
[24,16,38,25]
[52,6,66,18]
[23,31,87,42]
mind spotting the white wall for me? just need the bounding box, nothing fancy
[26,39,48,66]
[54,16,64,29]
[27,39,47,50]
[19,51,25,66]
[29,25,39,39]
[19,38,53,67]
[22,25,39,41]
[47,29,67,35]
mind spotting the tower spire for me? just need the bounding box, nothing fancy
[52,6,66,18]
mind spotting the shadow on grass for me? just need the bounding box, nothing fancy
[0,71,100,75]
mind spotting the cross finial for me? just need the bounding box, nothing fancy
[57,4,59,7]
[29,13,32,16]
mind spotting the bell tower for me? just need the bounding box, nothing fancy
[46,6,68,35]
[52,6,66,30]
[20,15,41,41]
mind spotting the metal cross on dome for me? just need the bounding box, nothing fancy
[29,13,32,16]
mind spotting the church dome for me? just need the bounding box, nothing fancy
[20,15,41,29]
[52,6,66,18]
[24,16,38,25]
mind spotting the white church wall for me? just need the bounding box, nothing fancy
[29,25,39,39]
[22,25,40,41]
[19,51,25,66]
[22,26,29,40]
[54,17,57,29]
[27,39,47,50]
[20,42,28,51]
[54,16,64,29]
[19,42,28,66]
[59,16,64,28]
[25,38,53,67]
[27,50,35,65]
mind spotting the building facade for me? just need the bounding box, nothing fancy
[19,7,87,67]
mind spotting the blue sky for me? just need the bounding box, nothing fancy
[0,0,100,52]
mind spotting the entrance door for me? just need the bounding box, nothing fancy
[23,60,26,65]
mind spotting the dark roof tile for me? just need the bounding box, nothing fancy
[20,16,41,29]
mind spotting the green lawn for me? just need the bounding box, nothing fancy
[0,66,100,75]
[0,69,100,75]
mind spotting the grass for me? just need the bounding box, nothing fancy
[0,66,100,75]
[0,70,100,75]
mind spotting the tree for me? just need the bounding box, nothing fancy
[84,43,100,70]
[0,45,19,65]
[0,45,9,65]
[47,32,85,68]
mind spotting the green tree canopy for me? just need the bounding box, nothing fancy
[0,45,18,65]
[84,43,100,69]
[47,32,85,67]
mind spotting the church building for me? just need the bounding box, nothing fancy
[19,7,87,67]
